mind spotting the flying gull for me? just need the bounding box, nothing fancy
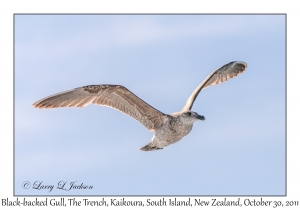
[33,61,247,151]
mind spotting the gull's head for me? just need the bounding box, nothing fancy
[180,111,205,123]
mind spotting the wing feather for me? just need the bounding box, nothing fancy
[182,61,247,111]
[33,85,166,131]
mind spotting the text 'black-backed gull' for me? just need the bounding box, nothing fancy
[33,61,247,151]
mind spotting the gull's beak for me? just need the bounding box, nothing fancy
[196,114,205,121]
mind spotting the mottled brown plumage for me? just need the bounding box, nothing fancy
[182,61,247,111]
[33,61,247,151]
[33,85,164,131]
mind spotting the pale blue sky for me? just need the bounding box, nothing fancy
[15,14,285,195]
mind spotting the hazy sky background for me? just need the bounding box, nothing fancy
[15,14,285,195]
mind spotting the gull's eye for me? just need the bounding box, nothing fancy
[186,112,191,116]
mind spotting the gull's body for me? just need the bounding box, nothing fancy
[33,61,247,151]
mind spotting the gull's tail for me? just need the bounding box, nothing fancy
[140,142,163,151]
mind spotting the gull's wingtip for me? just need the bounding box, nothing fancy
[32,101,46,109]
[32,102,38,108]
[235,61,248,68]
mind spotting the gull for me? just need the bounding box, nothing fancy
[33,61,247,151]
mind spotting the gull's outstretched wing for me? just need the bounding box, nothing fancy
[182,61,247,111]
[33,85,166,131]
